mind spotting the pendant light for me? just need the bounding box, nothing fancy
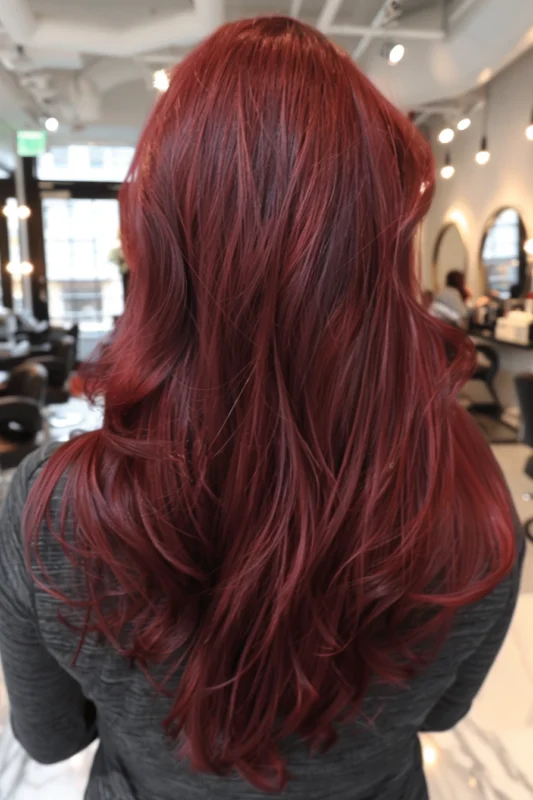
[440,152,455,180]
[526,109,533,141]
[475,136,490,165]
[475,88,491,166]
[438,126,454,144]
[456,116,471,131]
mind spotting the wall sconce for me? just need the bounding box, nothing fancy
[6,261,34,276]
[2,203,32,219]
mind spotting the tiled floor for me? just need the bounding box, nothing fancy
[0,439,531,799]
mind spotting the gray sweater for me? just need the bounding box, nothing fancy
[0,446,524,800]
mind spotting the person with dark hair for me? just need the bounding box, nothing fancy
[431,270,469,327]
[431,270,489,329]
[0,17,523,800]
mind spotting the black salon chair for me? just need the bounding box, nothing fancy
[16,314,79,363]
[15,311,49,344]
[0,361,48,405]
[0,362,48,470]
[30,335,77,404]
[470,344,502,413]
[515,373,533,544]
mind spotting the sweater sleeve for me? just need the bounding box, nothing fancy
[0,447,98,764]
[421,522,525,732]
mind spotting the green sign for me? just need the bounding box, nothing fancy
[17,130,47,157]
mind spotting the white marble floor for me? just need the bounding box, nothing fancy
[0,443,531,799]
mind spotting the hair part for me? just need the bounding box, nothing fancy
[26,16,515,792]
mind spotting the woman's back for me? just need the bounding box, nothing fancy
[0,447,523,798]
[0,16,522,800]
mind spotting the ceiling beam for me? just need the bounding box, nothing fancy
[450,0,481,24]
[327,24,445,41]
[352,0,391,62]
[316,0,345,32]
[0,0,223,56]
[290,0,304,19]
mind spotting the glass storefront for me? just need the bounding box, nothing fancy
[37,145,134,183]
[43,197,124,333]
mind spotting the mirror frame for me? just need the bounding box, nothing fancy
[432,222,468,292]
[479,206,528,297]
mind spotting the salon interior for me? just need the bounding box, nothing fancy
[0,0,532,797]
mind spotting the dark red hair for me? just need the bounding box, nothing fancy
[27,17,515,791]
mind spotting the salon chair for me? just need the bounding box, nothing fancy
[30,335,77,404]
[515,372,533,544]
[0,362,48,470]
[470,344,502,413]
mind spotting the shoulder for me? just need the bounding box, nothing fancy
[0,444,61,613]
[1,442,64,575]
[9,442,61,504]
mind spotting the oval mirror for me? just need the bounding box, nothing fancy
[432,223,468,292]
[480,207,527,299]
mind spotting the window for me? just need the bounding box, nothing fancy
[51,147,69,169]
[481,209,521,300]
[37,145,134,182]
[89,146,105,169]
[43,197,124,331]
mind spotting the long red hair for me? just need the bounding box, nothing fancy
[27,17,515,791]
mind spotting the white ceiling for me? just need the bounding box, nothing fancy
[0,0,532,167]
[28,0,193,30]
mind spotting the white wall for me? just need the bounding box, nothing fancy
[422,47,533,296]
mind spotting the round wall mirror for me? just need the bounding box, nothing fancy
[432,223,468,291]
[480,207,527,299]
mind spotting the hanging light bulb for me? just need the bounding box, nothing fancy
[440,152,455,180]
[457,117,471,131]
[17,204,31,219]
[526,110,533,141]
[438,127,454,144]
[153,69,169,92]
[475,135,490,165]
[20,260,34,275]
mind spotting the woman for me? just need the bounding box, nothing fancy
[431,270,488,329]
[0,17,523,800]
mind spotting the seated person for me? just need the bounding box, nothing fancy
[16,310,48,336]
[0,306,17,344]
[431,270,488,329]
